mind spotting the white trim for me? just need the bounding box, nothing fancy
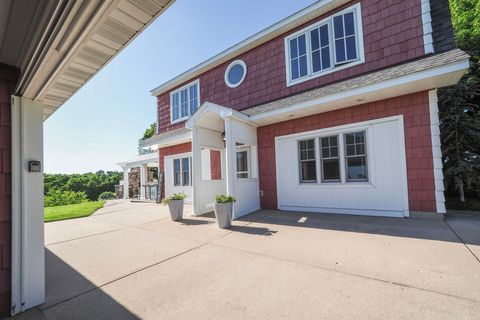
[275,115,410,218]
[150,0,352,96]
[140,130,192,149]
[250,59,470,124]
[224,60,247,88]
[428,89,446,213]
[421,0,434,54]
[170,79,200,124]
[284,3,365,87]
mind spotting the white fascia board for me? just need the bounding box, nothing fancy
[140,130,192,149]
[249,59,470,125]
[150,0,351,97]
[186,101,254,129]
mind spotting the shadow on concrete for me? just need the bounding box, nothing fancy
[38,249,140,320]
[179,218,214,226]
[236,210,480,246]
[230,225,278,236]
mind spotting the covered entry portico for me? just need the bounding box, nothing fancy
[186,102,260,218]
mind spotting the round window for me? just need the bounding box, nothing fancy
[225,60,247,88]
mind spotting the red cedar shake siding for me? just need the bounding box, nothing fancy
[257,91,436,213]
[159,142,192,198]
[0,64,18,317]
[210,150,222,180]
[157,0,425,133]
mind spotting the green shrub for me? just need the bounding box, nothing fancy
[44,190,88,207]
[215,194,236,203]
[98,191,116,201]
[161,192,187,205]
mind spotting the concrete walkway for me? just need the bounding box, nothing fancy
[8,201,480,319]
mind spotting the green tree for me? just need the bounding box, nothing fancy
[438,0,480,201]
[142,122,157,139]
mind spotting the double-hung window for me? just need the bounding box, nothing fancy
[173,157,192,186]
[344,131,368,181]
[320,135,340,182]
[298,139,317,183]
[170,80,200,123]
[298,130,369,184]
[286,4,363,85]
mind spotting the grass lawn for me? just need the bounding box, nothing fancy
[44,201,106,223]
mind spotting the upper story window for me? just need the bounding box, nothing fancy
[170,80,200,123]
[285,3,364,86]
[225,60,247,88]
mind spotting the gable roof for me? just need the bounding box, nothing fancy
[150,0,349,97]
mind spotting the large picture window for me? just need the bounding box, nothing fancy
[173,157,192,186]
[298,139,317,183]
[170,80,200,123]
[298,130,368,185]
[285,4,363,85]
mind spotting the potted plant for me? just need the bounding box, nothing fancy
[213,194,236,229]
[162,192,187,221]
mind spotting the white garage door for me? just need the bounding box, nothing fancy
[275,116,409,217]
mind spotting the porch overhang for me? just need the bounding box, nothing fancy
[140,127,192,149]
[117,151,159,169]
[185,102,254,131]
[245,49,470,126]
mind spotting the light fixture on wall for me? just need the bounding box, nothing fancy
[221,132,226,142]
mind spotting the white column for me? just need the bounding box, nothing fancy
[11,97,45,314]
[191,127,201,216]
[224,117,236,199]
[123,167,129,199]
[139,165,147,200]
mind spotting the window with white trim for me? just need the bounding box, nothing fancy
[298,130,368,184]
[298,139,317,183]
[170,80,200,123]
[320,135,340,182]
[173,157,192,186]
[285,4,363,85]
[236,147,250,179]
[344,131,368,181]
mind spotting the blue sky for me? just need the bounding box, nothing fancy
[44,0,317,173]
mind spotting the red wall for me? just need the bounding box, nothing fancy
[159,142,192,199]
[257,91,436,213]
[210,150,222,180]
[157,0,425,133]
[0,64,18,317]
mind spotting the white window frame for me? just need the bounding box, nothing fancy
[344,130,369,182]
[225,59,247,88]
[173,156,192,186]
[170,79,200,124]
[296,127,370,186]
[284,3,364,87]
[236,146,251,179]
[298,138,317,183]
[320,135,341,183]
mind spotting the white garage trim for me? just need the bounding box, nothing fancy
[275,115,410,217]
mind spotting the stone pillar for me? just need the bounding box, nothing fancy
[139,164,147,200]
[123,168,129,199]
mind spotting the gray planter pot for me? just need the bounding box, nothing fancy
[168,199,184,221]
[213,202,233,229]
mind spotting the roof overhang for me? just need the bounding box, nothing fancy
[185,102,253,132]
[117,151,159,169]
[150,0,350,97]
[139,127,192,150]
[245,50,470,126]
[0,0,175,120]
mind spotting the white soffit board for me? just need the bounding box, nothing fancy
[20,0,175,120]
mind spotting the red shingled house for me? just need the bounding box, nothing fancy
[141,0,469,219]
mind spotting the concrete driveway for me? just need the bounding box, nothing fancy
[10,201,480,320]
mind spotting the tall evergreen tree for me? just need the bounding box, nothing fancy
[438,0,480,201]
